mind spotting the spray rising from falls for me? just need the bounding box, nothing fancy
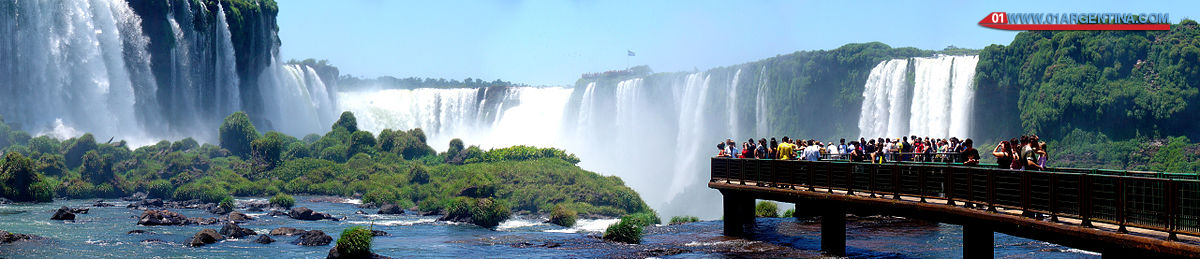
[858,55,979,139]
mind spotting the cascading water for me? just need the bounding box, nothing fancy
[0,0,334,144]
[858,55,978,139]
[755,66,769,137]
[0,0,157,142]
[726,69,742,138]
[670,73,713,201]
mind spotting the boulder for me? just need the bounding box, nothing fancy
[92,200,115,207]
[244,200,271,212]
[269,227,306,236]
[51,206,76,220]
[371,230,389,237]
[127,230,152,235]
[122,192,147,201]
[254,234,275,244]
[0,230,42,244]
[288,207,335,221]
[377,204,404,215]
[266,210,289,217]
[219,223,257,239]
[187,217,219,225]
[291,230,332,246]
[327,245,394,259]
[137,210,189,226]
[209,206,232,215]
[68,207,89,214]
[187,229,223,247]
[223,211,254,223]
[0,198,12,205]
[127,198,164,209]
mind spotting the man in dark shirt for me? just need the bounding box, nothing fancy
[960,138,980,166]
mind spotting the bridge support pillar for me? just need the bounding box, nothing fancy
[963,222,994,258]
[720,190,755,237]
[821,203,846,256]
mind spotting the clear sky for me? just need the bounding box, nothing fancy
[277,0,1192,86]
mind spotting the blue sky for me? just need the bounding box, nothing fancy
[277,0,1192,86]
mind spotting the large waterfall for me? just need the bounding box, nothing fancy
[858,55,979,139]
[0,0,335,144]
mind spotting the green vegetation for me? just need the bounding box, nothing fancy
[619,211,661,227]
[603,217,643,244]
[218,196,236,212]
[973,20,1200,173]
[668,216,699,224]
[340,75,525,91]
[755,201,779,218]
[270,193,295,209]
[0,112,651,223]
[782,208,796,218]
[335,226,373,257]
[549,204,577,227]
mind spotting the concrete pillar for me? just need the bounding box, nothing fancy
[963,223,994,258]
[721,191,755,237]
[821,203,846,256]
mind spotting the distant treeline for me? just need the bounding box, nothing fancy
[339,75,527,91]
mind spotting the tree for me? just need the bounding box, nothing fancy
[64,133,98,169]
[219,112,259,158]
[347,131,376,157]
[81,150,114,184]
[251,133,285,173]
[2,152,50,202]
[333,111,358,133]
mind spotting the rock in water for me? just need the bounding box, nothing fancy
[187,229,223,247]
[127,230,152,235]
[219,223,257,239]
[254,235,275,244]
[377,204,404,215]
[137,210,189,226]
[328,244,393,259]
[291,230,332,246]
[223,211,254,223]
[122,192,148,201]
[92,200,115,207]
[371,230,389,237]
[51,206,76,220]
[289,207,335,221]
[269,227,306,236]
[0,231,42,244]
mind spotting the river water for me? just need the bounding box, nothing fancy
[0,197,1098,258]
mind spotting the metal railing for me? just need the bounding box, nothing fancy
[710,157,1200,239]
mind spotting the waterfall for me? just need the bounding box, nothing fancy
[0,0,157,142]
[213,3,241,121]
[669,73,712,201]
[727,69,742,138]
[857,55,978,139]
[755,66,769,137]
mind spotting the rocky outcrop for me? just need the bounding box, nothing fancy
[377,204,404,215]
[254,234,275,244]
[127,230,152,235]
[223,211,254,223]
[288,207,336,221]
[126,198,164,209]
[269,227,306,236]
[291,230,332,246]
[92,200,116,207]
[187,229,223,247]
[371,230,389,237]
[137,210,218,226]
[219,223,257,239]
[0,231,42,244]
[51,206,76,220]
[327,244,393,259]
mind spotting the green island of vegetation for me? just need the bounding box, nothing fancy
[0,111,653,227]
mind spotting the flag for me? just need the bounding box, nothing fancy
[627,50,635,56]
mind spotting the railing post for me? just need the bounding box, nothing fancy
[1021,170,1033,218]
[966,167,975,208]
[808,162,816,192]
[919,166,927,203]
[987,170,996,212]
[827,162,835,194]
[846,163,855,196]
[1168,179,1179,240]
[1081,174,1093,227]
[892,164,902,200]
[946,166,956,206]
[1117,177,1128,233]
[1050,173,1059,222]
[869,164,877,198]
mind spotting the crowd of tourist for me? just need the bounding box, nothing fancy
[715,134,1050,169]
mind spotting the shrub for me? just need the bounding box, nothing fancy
[447,138,464,155]
[471,198,511,228]
[250,133,284,173]
[549,204,577,227]
[219,196,236,212]
[64,133,97,169]
[336,226,373,257]
[669,216,700,224]
[219,112,259,158]
[2,152,49,202]
[620,211,661,227]
[270,193,295,209]
[81,150,114,184]
[333,111,359,133]
[603,217,643,244]
[348,131,376,157]
[782,208,795,218]
[755,201,779,218]
[408,165,430,184]
[174,183,229,204]
[147,179,174,199]
[362,188,400,206]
